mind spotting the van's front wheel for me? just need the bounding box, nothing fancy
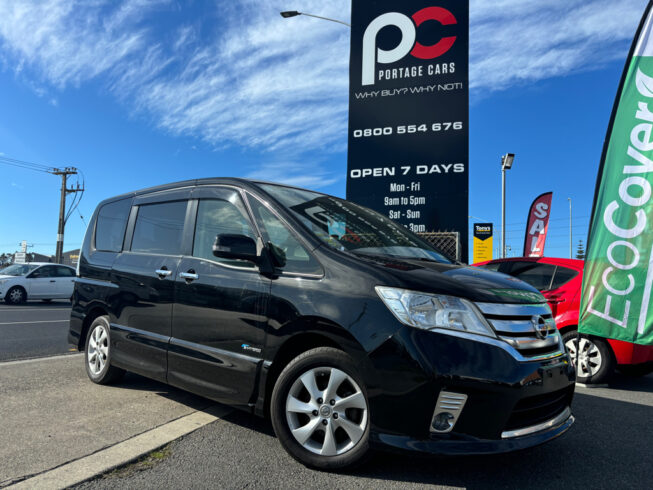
[270,347,370,470]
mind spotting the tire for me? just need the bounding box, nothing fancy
[617,363,653,377]
[270,347,371,471]
[5,286,26,304]
[563,331,615,384]
[84,316,125,385]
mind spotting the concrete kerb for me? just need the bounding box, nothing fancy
[7,406,230,490]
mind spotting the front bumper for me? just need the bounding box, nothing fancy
[365,326,576,455]
[373,407,574,455]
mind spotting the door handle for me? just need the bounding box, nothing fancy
[179,271,199,281]
[155,269,172,278]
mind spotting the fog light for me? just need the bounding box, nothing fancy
[432,412,455,432]
[430,391,468,433]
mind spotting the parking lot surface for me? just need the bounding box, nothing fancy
[0,305,651,489]
[76,375,653,490]
[0,355,218,487]
[0,301,74,361]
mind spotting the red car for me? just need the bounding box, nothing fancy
[474,257,653,383]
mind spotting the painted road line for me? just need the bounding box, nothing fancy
[0,320,69,325]
[0,352,83,366]
[0,308,71,312]
[8,407,230,490]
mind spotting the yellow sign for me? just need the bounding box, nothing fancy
[473,223,493,263]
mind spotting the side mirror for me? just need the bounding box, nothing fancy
[268,242,287,268]
[213,234,259,263]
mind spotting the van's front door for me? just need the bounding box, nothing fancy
[110,190,192,382]
[169,187,269,408]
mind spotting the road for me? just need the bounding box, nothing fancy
[1,303,651,488]
[0,301,74,361]
[75,374,653,490]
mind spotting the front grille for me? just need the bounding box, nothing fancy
[504,386,574,431]
[475,302,564,360]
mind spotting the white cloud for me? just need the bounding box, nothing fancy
[0,0,648,182]
[245,161,340,189]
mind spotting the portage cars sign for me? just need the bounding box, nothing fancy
[346,0,469,261]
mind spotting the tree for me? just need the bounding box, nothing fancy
[576,239,586,260]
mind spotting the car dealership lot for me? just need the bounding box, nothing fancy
[73,375,653,490]
[0,301,74,361]
[0,306,651,488]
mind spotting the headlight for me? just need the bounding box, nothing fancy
[375,287,496,338]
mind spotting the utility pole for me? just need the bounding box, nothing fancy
[52,167,83,264]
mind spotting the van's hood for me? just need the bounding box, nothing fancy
[355,254,545,304]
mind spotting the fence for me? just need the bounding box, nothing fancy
[418,231,461,262]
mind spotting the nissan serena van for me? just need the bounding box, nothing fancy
[69,178,575,470]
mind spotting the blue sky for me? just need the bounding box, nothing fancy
[0,0,649,260]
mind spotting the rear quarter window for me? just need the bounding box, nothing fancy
[95,199,132,252]
[550,267,578,290]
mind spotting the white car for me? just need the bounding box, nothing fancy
[0,262,76,304]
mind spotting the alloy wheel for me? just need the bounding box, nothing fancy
[87,323,109,376]
[9,288,24,303]
[566,336,603,378]
[285,367,368,456]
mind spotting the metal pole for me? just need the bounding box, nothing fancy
[297,12,351,27]
[568,198,572,259]
[501,167,506,258]
[55,172,67,264]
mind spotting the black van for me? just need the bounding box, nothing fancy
[69,178,575,470]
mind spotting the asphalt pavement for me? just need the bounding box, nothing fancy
[0,301,74,361]
[75,374,653,490]
[0,354,219,487]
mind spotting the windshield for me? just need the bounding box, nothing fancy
[259,184,451,264]
[1,264,40,276]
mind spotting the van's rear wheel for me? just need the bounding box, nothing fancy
[270,347,370,470]
[564,331,614,384]
[84,316,125,384]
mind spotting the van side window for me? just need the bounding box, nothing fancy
[247,195,322,275]
[193,198,257,268]
[131,201,187,255]
[95,199,131,252]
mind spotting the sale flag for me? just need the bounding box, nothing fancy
[522,192,553,258]
[579,1,653,345]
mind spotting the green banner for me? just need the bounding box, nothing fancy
[579,2,653,346]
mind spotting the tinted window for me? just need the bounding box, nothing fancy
[95,199,131,252]
[248,195,322,275]
[193,197,256,268]
[55,266,75,277]
[550,267,578,290]
[131,201,187,255]
[31,265,57,278]
[507,262,556,291]
[479,262,501,271]
[259,184,451,264]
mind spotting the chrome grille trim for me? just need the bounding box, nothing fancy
[475,302,564,360]
[490,318,556,334]
[498,331,562,350]
[476,302,552,317]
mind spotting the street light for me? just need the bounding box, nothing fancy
[501,153,515,258]
[279,10,351,27]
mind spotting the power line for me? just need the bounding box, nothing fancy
[1,154,84,264]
